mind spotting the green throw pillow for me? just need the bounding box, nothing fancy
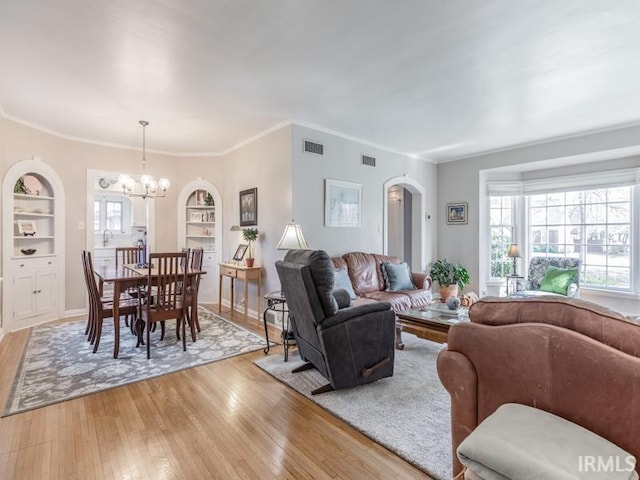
[382,262,416,292]
[539,266,578,295]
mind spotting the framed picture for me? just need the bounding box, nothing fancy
[17,219,36,235]
[446,202,468,225]
[325,179,362,227]
[190,212,203,222]
[196,190,207,206]
[207,212,215,223]
[239,188,258,226]
[233,244,248,261]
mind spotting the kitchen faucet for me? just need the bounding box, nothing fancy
[103,229,113,247]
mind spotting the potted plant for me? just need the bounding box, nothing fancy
[242,228,259,267]
[429,259,470,302]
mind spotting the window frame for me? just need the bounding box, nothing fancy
[94,194,131,234]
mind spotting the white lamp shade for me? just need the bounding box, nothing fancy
[507,243,521,258]
[276,222,309,250]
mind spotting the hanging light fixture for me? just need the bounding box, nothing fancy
[119,120,170,199]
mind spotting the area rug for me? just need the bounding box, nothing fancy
[254,334,452,480]
[4,306,271,417]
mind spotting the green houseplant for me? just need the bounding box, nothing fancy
[429,259,470,302]
[241,228,259,267]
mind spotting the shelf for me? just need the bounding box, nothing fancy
[14,193,54,200]
[14,212,54,217]
[12,254,56,260]
[187,221,215,225]
[186,235,215,239]
[186,205,215,210]
[14,236,55,240]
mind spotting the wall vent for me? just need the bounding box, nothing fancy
[303,139,324,155]
[361,154,376,167]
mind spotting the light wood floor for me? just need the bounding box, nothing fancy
[0,305,433,480]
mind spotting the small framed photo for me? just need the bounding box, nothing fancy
[239,188,258,226]
[17,219,37,235]
[233,244,248,261]
[325,179,362,227]
[446,202,468,225]
[207,212,215,223]
[190,212,203,222]
[196,190,207,206]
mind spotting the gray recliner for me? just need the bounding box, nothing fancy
[275,249,396,394]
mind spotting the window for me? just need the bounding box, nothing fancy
[528,187,631,290]
[94,195,131,233]
[489,196,515,279]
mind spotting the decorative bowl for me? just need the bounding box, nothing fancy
[20,248,37,256]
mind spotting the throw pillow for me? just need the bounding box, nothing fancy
[333,267,357,300]
[539,266,578,295]
[332,289,352,309]
[382,262,416,292]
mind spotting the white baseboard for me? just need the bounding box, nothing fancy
[64,308,87,319]
[218,299,260,321]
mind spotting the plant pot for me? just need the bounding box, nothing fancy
[245,258,255,267]
[439,284,459,302]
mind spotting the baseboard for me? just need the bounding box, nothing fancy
[219,299,260,321]
[64,308,87,319]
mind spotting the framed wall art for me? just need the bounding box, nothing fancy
[446,202,468,225]
[325,179,362,227]
[239,187,258,226]
[17,219,37,235]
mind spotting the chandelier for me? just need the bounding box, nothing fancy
[119,120,170,199]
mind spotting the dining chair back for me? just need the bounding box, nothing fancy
[115,246,143,267]
[83,250,138,358]
[186,248,204,333]
[141,252,189,358]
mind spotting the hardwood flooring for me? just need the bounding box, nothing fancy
[0,305,433,480]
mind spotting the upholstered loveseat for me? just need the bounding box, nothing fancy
[437,296,640,477]
[330,251,432,313]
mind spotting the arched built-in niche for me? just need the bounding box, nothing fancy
[177,179,223,302]
[2,157,66,332]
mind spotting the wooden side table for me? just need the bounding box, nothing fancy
[218,263,262,322]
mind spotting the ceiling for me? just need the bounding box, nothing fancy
[1,0,640,162]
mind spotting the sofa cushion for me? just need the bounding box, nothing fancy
[343,252,381,295]
[373,254,401,291]
[539,266,578,295]
[333,267,357,299]
[361,290,411,312]
[283,249,338,317]
[400,288,432,309]
[381,262,416,291]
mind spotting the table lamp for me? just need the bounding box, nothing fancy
[507,243,521,275]
[276,220,309,250]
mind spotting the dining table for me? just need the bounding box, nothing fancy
[94,262,205,358]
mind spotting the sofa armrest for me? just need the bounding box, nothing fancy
[319,301,392,330]
[411,272,432,291]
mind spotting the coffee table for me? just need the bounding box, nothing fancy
[395,305,469,349]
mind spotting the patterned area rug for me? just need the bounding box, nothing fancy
[4,306,270,417]
[254,334,452,480]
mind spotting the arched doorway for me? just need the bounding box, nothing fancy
[383,176,427,272]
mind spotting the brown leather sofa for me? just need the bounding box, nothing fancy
[331,251,432,312]
[437,296,640,477]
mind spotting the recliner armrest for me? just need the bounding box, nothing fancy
[319,301,392,329]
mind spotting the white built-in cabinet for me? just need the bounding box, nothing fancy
[178,180,222,303]
[2,158,65,332]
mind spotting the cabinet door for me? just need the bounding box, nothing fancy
[13,272,36,320]
[35,269,57,315]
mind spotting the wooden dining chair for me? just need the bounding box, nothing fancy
[83,250,138,358]
[185,248,204,334]
[115,246,143,267]
[140,252,189,359]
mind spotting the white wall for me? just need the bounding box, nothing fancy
[437,124,640,312]
[291,124,437,271]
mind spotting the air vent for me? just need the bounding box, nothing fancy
[361,154,376,167]
[303,139,324,155]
